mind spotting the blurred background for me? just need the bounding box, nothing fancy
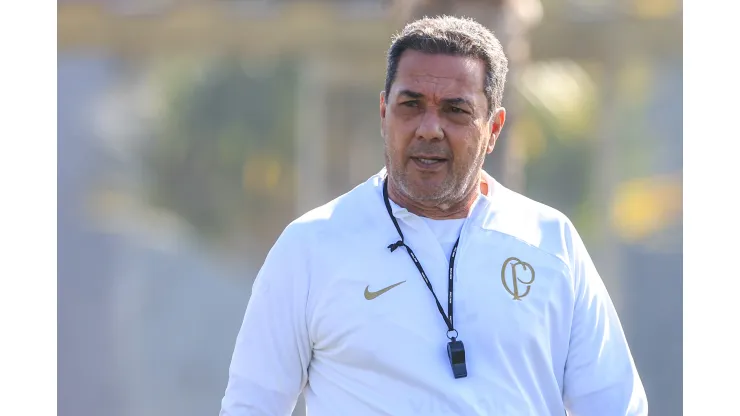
[57,0,682,415]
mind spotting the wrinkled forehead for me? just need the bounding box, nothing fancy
[391,50,487,103]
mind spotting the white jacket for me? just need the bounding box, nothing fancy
[221,169,648,416]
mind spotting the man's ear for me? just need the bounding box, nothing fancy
[380,90,387,138]
[487,107,506,154]
[380,90,388,118]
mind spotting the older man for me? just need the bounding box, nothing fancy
[220,15,647,416]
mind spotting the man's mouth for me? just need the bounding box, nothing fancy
[410,156,448,168]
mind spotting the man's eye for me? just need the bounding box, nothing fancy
[401,101,419,107]
[450,107,465,114]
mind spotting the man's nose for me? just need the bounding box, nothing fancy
[415,108,444,140]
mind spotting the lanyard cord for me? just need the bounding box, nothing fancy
[382,178,460,340]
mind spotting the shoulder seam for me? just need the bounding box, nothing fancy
[484,227,574,277]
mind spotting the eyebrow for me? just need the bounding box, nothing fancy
[397,89,475,109]
[398,89,424,99]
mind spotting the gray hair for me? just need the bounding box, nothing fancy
[384,15,509,116]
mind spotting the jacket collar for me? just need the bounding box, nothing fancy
[367,167,508,231]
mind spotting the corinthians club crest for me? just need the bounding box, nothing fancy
[500,257,536,300]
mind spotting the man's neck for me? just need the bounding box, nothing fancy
[387,177,481,220]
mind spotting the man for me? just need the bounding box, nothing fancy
[220,16,647,416]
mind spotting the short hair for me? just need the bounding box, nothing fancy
[384,15,509,116]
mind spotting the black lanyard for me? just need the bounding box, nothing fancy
[382,178,460,341]
[382,177,469,378]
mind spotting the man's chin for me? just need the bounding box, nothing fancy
[404,185,451,204]
[393,172,454,200]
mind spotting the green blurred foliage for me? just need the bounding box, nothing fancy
[144,57,299,247]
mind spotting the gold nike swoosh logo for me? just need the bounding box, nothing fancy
[364,281,406,300]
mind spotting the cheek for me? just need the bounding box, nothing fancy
[449,129,485,160]
[385,119,415,149]
[384,133,406,161]
[392,118,418,138]
[470,126,491,155]
[467,141,482,160]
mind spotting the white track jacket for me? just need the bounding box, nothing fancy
[220,169,648,416]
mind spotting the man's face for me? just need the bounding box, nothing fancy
[381,50,505,207]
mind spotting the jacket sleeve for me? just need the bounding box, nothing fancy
[220,225,313,416]
[562,223,648,416]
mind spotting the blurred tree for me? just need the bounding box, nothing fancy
[143,57,299,257]
[516,100,596,234]
[514,59,599,232]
